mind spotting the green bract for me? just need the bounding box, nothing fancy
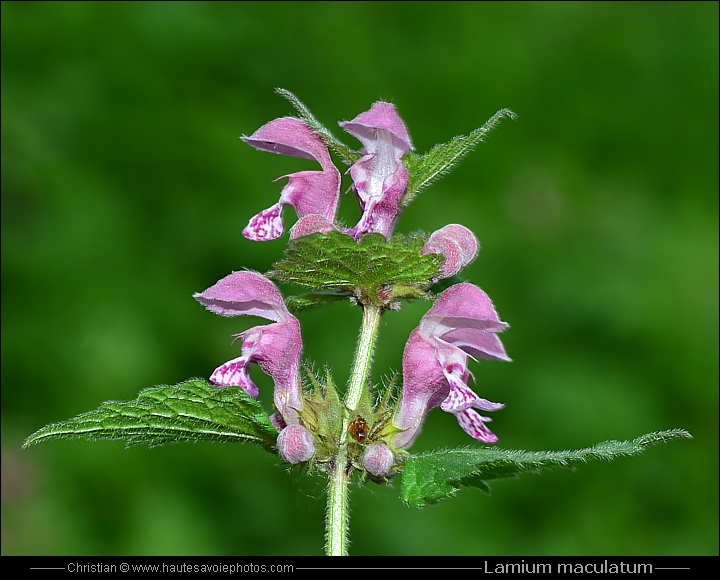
[402,108,517,205]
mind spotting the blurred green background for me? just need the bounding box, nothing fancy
[2,1,717,556]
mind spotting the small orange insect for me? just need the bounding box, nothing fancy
[349,416,369,443]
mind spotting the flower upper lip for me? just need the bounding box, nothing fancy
[242,116,337,169]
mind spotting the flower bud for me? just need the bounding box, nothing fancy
[362,443,395,477]
[277,425,316,464]
[423,224,479,281]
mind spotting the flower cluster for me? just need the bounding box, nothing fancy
[241,101,414,243]
[195,96,510,475]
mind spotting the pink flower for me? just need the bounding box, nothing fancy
[341,102,414,240]
[392,283,510,449]
[422,224,479,281]
[242,117,341,241]
[193,271,304,426]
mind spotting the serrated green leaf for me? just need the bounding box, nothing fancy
[285,290,352,313]
[268,231,443,301]
[403,108,516,205]
[23,379,278,452]
[400,429,692,507]
[275,88,361,166]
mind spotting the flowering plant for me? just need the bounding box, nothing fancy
[23,89,690,556]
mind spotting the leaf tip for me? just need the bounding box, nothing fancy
[21,427,48,449]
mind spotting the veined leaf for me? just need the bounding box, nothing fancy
[400,429,692,507]
[268,231,442,302]
[285,290,352,313]
[23,379,278,452]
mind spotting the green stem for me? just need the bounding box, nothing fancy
[325,304,383,556]
[346,304,383,413]
[326,444,349,556]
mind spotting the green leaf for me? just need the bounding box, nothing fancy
[403,108,516,205]
[285,290,352,313]
[22,379,278,452]
[400,429,692,507]
[275,88,361,166]
[268,231,443,303]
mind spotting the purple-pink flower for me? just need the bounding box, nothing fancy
[242,117,341,241]
[240,101,415,243]
[392,283,510,449]
[193,270,304,426]
[341,102,414,240]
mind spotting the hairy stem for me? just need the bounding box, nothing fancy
[326,446,349,556]
[325,304,383,556]
[346,304,383,413]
